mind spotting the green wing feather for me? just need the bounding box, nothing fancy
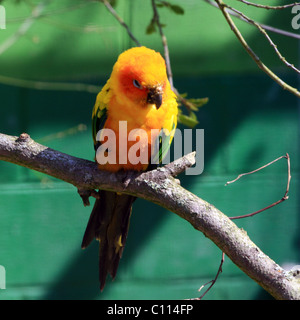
[92,81,111,150]
[151,116,177,166]
[92,107,107,151]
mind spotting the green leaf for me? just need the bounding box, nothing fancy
[178,114,199,128]
[156,0,170,8]
[156,1,184,15]
[189,111,198,120]
[146,20,156,34]
[188,97,209,109]
[179,92,188,98]
[170,4,184,15]
[177,94,209,111]
[108,0,118,7]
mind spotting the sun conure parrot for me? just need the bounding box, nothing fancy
[81,46,178,291]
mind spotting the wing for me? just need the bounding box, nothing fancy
[151,112,177,166]
[92,80,112,151]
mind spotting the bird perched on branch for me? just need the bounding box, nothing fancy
[81,46,178,291]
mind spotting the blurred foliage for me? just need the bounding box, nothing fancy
[177,95,209,128]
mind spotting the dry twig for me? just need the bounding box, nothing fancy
[226,4,300,75]
[226,154,291,220]
[197,252,225,300]
[0,74,100,93]
[151,0,174,89]
[214,0,300,98]
[197,153,292,298]
[236,0,300,10]
[205,0,300,39]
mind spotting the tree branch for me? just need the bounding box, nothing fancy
[214,0,300,98]
[1,132,300,300]
[205,0,300,40]
[225,4,300,75]
[0,74,101,94]
[227,154,291,220]
[151,0,174,89]
[236,0,300,10]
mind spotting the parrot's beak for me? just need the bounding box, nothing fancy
[147,86,163,109]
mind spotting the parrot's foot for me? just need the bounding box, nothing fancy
[77,188,100,206]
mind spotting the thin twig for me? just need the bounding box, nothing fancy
[197,252,225,299]
[173,89,196,111]
[227,154,291,220]
[227,4,300,74]
[205,0,300,40]
[151,0,174,90]
[37,124,87,143]
[214,0,300,98]
[0,74,101,94]
[236,0,300,10]
[100,0,141,46]
[151,1,199,112]
[226,154,289,186]
[260,24,300,41]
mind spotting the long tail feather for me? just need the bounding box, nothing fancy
[81,190,135,291]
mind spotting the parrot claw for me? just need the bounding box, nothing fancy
[77,188,100,207]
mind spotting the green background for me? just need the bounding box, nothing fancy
[0,0,299,300]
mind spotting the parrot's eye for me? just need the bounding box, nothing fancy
[133,79,143,89]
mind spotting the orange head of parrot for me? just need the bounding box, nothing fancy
[110,46,169,109]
